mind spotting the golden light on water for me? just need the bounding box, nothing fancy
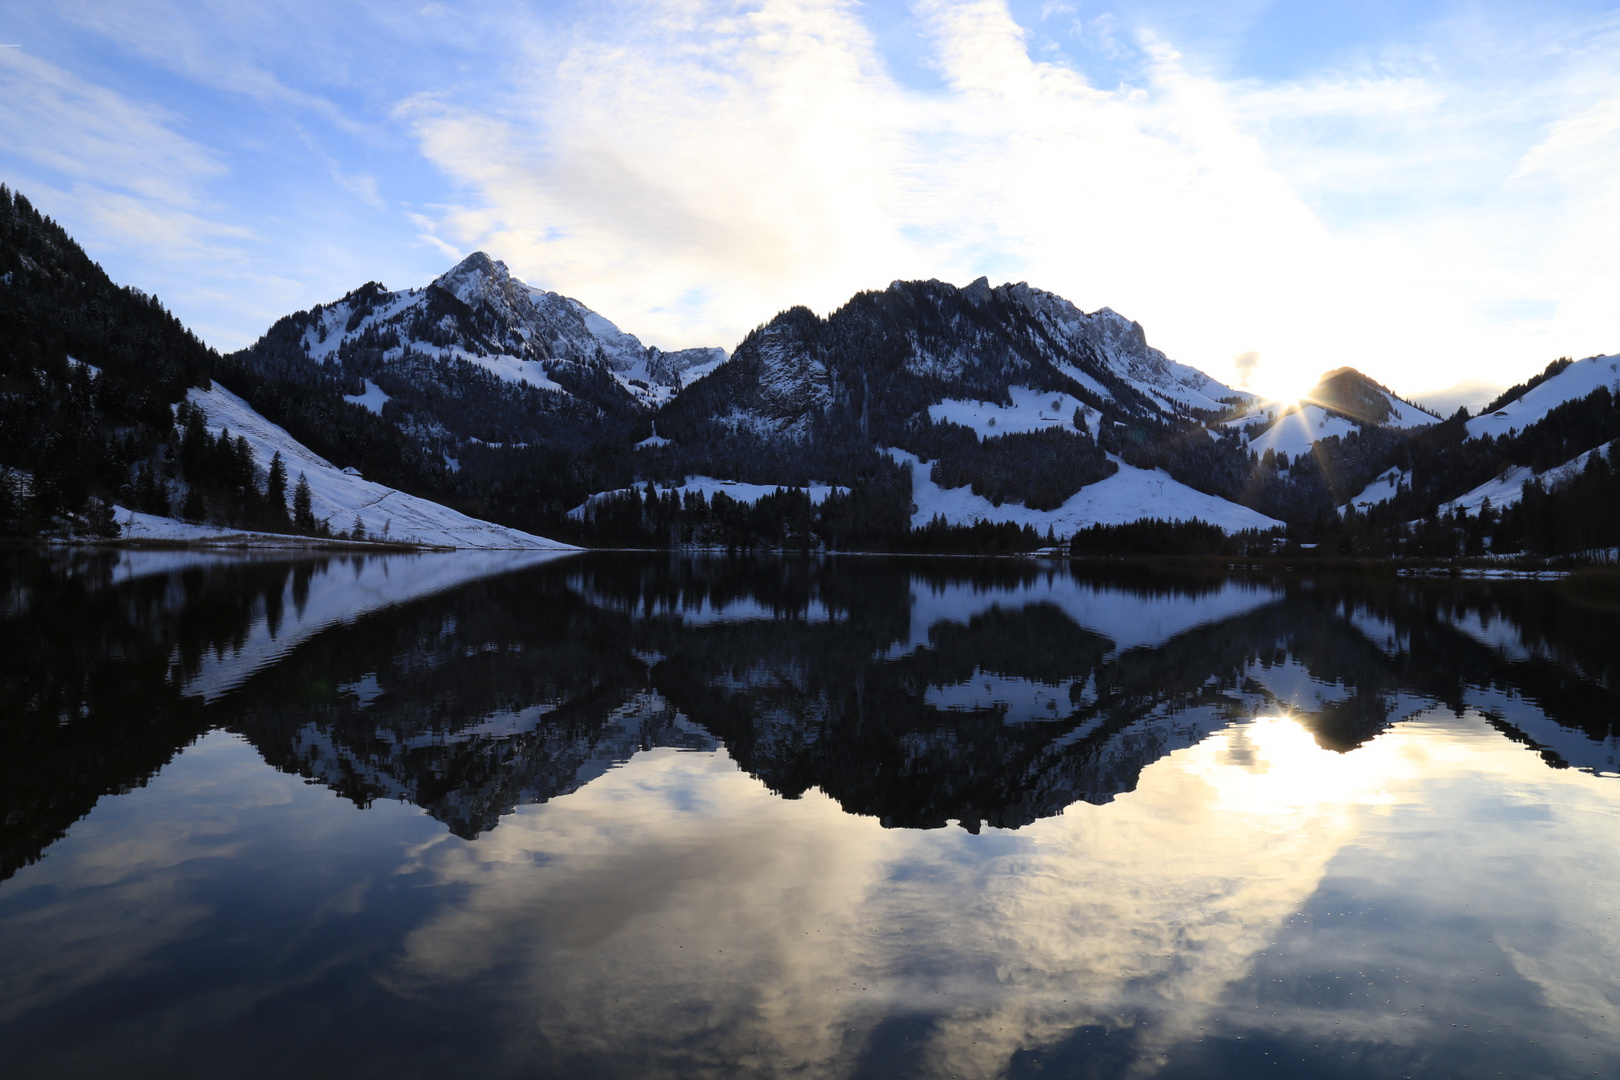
[1192,714,1401,818]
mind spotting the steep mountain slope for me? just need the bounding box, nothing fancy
[118,383,573,549]
[0,185,214,534]
[624,276,1272,537]
[1467,354,1620,439]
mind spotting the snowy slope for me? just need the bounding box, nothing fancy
[1439,440,1616,515]
[112,508,390,548]
[343,379,391,415]
[1227,368,1438,463]
[1002,284,1248,413]
[1245,405,1359,459]
[889,449,1283,534]
[1466,354,1620,439]
[928,386,1101,439]
[1341,467,1410,513]
[1382,397,1443,428]
[188,383,575,549]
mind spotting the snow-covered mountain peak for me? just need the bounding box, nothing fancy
[433,250,511,308]
[238,255,729,453]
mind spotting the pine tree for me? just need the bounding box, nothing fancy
[265,452,289,525]
[352,514,365,542]
[292,473,314,531]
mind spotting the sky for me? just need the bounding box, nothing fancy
[3,1,1620,403]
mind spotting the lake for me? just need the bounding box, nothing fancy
[3,550,1618,1079]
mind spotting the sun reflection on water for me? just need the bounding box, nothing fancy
[1195,715,1404,818]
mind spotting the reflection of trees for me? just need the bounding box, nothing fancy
[3,553,1618,881]
[0,553,306,882]
[218,573,713,838]
[636,566,1620,831]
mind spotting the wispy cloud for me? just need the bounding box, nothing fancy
[5,0,1620,388]
[0,48,224,206]
[391,0,1620,393]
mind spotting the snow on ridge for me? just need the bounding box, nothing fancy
[1382,395,1440,429]
[295,254,724,410]
[187,382,575,550]
[888,448,1283,534]
[1466,354,1620,440]
[1003,284,1245,411]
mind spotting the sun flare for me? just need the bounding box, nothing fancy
[1193,715,1397,818]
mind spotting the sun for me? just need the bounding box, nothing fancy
[1256,370,1319,408]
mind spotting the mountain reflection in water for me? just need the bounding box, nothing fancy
[2,550,1618,1079]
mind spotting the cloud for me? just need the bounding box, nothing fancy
[0,48,224,206]
[397,0,920,350]
[1233,350,1260,387]
[48,0,368,136]
[394,0,1620,393]
[8,0,1620,384]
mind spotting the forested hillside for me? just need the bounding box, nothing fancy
[5,181,1618,558]
[0,186,213,534]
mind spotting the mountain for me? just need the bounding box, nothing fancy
[0,186,570,549]
[227,252,725,457]
[7,177,1618,558]
[1229,368,1439,463]
[657,276,1246,446]
[1329,355,1620,545]
[117,381,573,550]
[611,276,1274,540]
[0,185,212,535]
[1467,354,1620,439]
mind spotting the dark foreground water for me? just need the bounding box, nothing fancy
[3,551,1619,1080]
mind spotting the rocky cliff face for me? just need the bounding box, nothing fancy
[658,276,1246,444]
[430,252,725,402]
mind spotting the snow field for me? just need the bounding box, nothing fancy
[1246,405,1358,459]
[928,386,1102,440]
[1438,440,1616,516]
[186,383,574,549]
[343,379,391,415]
[1466,354,1620,440]
[1381,396,1443,429]
[1341,467,1410,513]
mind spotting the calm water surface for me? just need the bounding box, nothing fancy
[3,550,1619,1079]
